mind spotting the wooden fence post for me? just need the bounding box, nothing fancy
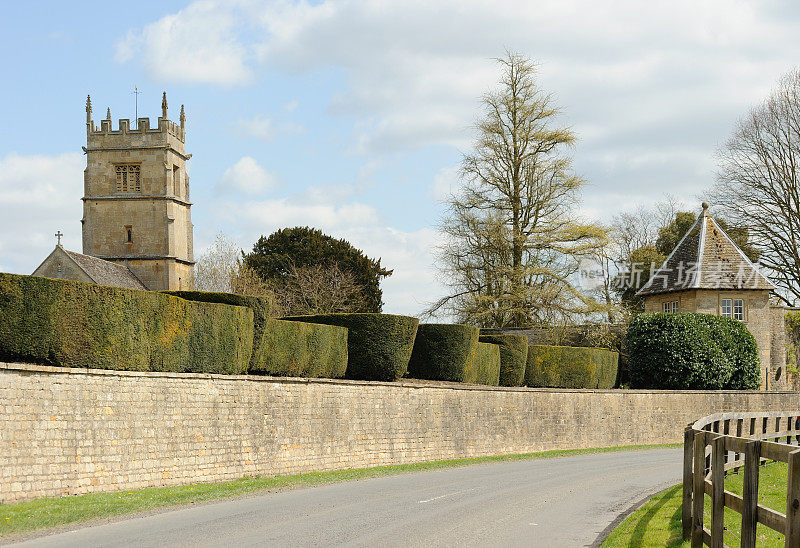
[683,427,694,540]
[711,436,725,548]
[786,449,800,547]
[741,440,761,548]
[693,431,706,548]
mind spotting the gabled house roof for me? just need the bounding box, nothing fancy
[636,203,773,297]
[32,246,148,290]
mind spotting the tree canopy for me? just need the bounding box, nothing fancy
[428,52,607,327]
[243,227,392,313]
[712,68,800,304]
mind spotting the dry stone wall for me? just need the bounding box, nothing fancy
[3,361,800,504]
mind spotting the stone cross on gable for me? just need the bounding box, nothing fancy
[55,230,63,247]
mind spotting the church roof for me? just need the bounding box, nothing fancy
[636,204,774,297]
[62,249,147,290]
[33,246,148,291]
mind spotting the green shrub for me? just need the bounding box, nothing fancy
[255,318,348,378]
[0,273,253,374]
[407,323,479,382]
[164,290,273,371]
[525,345,619,388]
[478,334,528,386]
[282,313,418,381]
[626,312,760,390]
[468,342,501,386]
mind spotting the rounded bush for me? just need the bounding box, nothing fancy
[627,312,760,390]
[469,342,501,386]
[282,313,419,381]
[407,323,479,382]
[525,345,619,389]
[164,290,273,371]
[478,334,528,386]
[256,318,348,378]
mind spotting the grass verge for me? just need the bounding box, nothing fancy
[1,443,679,539]
[602,461,788,547]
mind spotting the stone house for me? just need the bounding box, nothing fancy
[636,202,785,389]
[32,93,194,291]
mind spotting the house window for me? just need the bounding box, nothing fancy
[116,165,141,193]
[733,299,744,321]
[721,299,732,318]
[125,225,133,243]
[662,301,679,313]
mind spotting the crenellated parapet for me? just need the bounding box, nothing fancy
[85,92,186,144]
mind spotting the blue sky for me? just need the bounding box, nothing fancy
[2,1,799,315]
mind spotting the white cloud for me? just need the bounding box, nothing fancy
[218,156,278,195]
[119,0,800,159]
[235,114,274,140]
[0,152,84,273]
[234,114,305,141]
[115,1,252,85]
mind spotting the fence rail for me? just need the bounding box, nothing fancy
[683,411,800,547]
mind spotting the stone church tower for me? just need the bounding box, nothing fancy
[81,93,194,290]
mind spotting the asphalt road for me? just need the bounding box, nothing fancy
[13,448,681,548]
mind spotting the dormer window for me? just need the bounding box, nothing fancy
[116,164,141,193]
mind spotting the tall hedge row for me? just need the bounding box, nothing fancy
[163,290,272,370]
[282,313,419,381]
[255,318,348,378]
[407,323,479,382]
[0,274,253,374]
[468,342,501,386]
[627,313,760,390]
[478,334,528,386]
[525,345,619,389]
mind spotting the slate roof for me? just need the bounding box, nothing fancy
[636,205,773,297]
[62,249,148,290]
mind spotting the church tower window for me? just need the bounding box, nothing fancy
[115,164,141,193]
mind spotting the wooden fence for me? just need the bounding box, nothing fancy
[683,411,800,547]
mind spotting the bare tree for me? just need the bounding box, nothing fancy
[194,233,271,297]
[427,52,607,327]
[712,69,800,304]
[270,264,365,316]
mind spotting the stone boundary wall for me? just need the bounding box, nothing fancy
[3,361,800,504]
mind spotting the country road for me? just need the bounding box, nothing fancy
[12,448,681,548]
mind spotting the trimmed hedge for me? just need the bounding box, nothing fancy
[254,318,348,378]
[282,313,419,381]
[627,312,760,390]
[525,345,619,389]
[0,273,253,374]
[407,323,479,382]
[163,290,272,371]
[478,334,528,386]
[468,342,501,386]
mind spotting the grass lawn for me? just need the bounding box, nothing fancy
[602,461,789,547]
[1,443,678,539]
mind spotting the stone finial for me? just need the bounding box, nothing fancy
[161,91,168,118]
[106,107,111,121]
[180,104,186,129]
[701,201,710,212]
[86,95,92,123]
